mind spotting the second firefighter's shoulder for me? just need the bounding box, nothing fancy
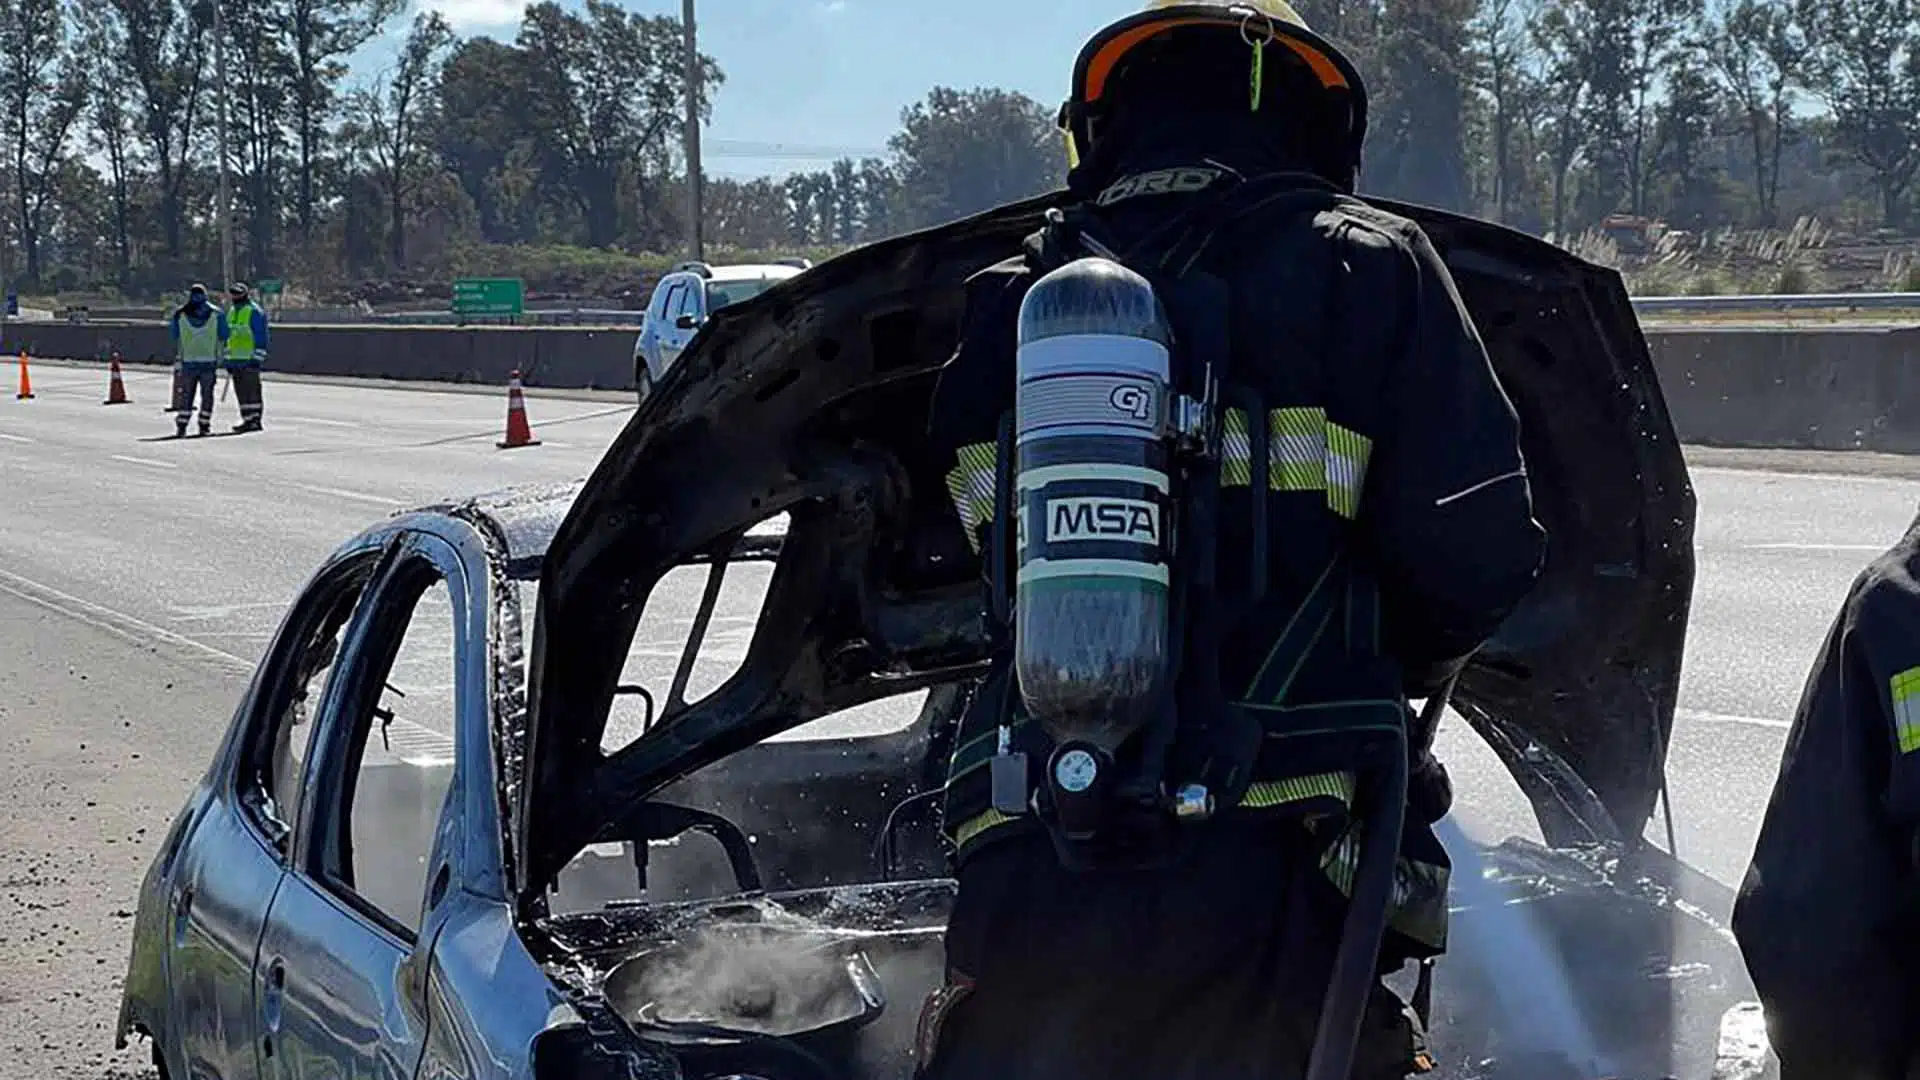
[1848,531,1920,630]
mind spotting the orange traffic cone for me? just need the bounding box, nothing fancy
[103,353,130,405]
[14,351,31,400]
[497,370,541,449]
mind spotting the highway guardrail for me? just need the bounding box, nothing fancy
[11,294,1918,330]
[1630,292,1920,315]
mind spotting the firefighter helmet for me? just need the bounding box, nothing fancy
[1059,0,1367,177]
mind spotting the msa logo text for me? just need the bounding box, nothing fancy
[1046,497,1160,543]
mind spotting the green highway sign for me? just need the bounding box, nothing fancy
[452,277,525,318]
[257,278,284,295]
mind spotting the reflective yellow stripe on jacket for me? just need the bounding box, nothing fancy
[1221,406,1374,518]
[944,406,1376,554]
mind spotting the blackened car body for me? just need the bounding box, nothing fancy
[118,192,1767,1080]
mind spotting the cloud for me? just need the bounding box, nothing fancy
[425,0,523,30]
[815,0,847,13]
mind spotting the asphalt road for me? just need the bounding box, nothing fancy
[2,359,1917,1076]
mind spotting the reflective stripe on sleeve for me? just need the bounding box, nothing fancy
[1892,667,1920,753]
[952,808,1020,850]
[1318,824,1450,950]
[944,442,999,552]
[1324,421,1373,520]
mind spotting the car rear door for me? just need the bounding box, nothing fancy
[255,530,477,1080]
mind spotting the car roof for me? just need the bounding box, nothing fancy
[396,480,583,580]
[704,263,805,283]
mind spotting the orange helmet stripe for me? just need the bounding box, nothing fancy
[1079,12,1351,105]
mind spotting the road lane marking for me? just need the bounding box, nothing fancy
[278,415,361,428]
[0,432,32,443]
[0,566,252,677]
[1676,707,1791,730]
[109,453,178,470]
[169,600,296,619]
[296,483,401,507]
[1742,542,1887,552]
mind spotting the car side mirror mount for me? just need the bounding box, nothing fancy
[674,314,699,330]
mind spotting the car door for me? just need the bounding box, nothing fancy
[664,278,703,367]
[638,278,677,382]
[646,278,682,372]
[161,547,386,1080]
[255,530,474,1080]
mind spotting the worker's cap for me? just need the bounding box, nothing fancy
[188,282,208,296]
[228,282,250,298]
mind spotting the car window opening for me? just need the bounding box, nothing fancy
[331,573,460,939]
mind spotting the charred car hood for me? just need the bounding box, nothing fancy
[521,191,1696,897]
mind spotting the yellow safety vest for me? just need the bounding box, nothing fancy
[178,316,221,365]
[225,304,258,361]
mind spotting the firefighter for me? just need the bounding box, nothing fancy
[168,283,225,437]
[1733,512,1920,1080]
[223,281,270,432]
[915,3,1547,1079]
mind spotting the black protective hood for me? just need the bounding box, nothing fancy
[518,191,1696,900]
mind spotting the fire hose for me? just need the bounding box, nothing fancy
[1303,683,1451,1080]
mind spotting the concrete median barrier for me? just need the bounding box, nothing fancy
[0,321,636,391]
[8,318,1920,454]
[1648,325,1920,454]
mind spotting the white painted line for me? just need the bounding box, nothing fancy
[0,432,32,443]
[109,453,178,470]
[1743,542,1886,553]
[0,566,252,676]
[278,415,361,428]
[1676,707,1791,730]
[169,600,296,619]
[297,483,401,507]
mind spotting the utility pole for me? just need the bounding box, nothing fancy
[214,0,234,289]
[681,0,704,263]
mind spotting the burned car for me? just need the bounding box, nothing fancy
[119,191,1767,1080]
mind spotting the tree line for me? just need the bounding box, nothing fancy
[0,0,1913,300]
[1336,0,1920,238]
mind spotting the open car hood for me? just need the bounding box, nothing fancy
[520,191,1696,899]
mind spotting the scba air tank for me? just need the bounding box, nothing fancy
[1013,256,1175,757]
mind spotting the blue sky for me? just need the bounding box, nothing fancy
[350,0,1137,178]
